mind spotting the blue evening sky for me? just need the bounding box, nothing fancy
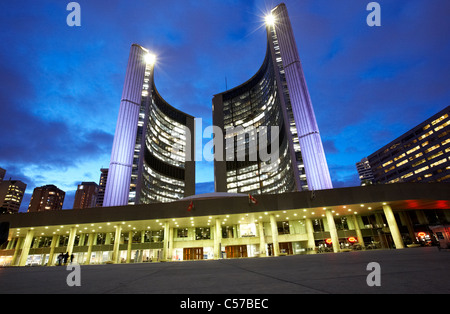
[0,0,449,211]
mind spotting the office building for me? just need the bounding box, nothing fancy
[367,106,450,184]
[73,182,98,209]
[356,158,375,185]
[96,168,108,207]
[103,44,195,207]
[27,185,65,212]
[0,180,27,214]
[213,3,332,195]
[0,183,449,266]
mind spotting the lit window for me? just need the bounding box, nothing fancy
[406,145,420,155]
[431,114,448,126]
[424,144,440,154]
[430,158,447,168]
[414,165,429,174]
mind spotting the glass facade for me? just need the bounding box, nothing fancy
[214,39,307,195]
[128,54,195,204]
[367,106,450,184]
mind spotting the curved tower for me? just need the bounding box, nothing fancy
[213,3,332,194]
[104,44,195,207]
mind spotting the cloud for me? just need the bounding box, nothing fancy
[1,0,449,204]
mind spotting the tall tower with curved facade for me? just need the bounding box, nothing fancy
[213,3,332,194]
[104,44,195,207]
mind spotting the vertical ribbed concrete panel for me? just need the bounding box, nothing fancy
[272,4,333,191]
[103,44,147,207]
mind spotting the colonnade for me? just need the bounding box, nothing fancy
[4,206,406,266]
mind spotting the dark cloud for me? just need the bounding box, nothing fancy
[1,0,449,207]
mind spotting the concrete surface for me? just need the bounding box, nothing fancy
[0,247,448,295]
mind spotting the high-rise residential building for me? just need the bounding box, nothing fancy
[73,182,98,209]
[103,44,195,207]
[27,185,65,212]
[0,180,27,214]
[356,158,375,185]
[367,106,450,184]
[0,167,5,184]
[213,3,332,195]
[96,168,108,207]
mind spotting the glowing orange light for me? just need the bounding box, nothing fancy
[348,237,357,243]
[325,238,333,244]
[418,232,427,237]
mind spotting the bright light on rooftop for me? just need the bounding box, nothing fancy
[145,53,156,65]
[265,13,276,26]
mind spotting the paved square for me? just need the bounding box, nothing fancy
[0,247,448,294]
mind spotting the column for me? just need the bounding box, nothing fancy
[305,218,316,254]
[325,210,340,253]
[400,211,416,244]
[79,233,86,246]
[67,227,78,256]
[271,3,333,191]
[126,231,133,263]
[112,225,122,263]
[163,222,170,261]
[105,233,111,245]
[103,44,149,207]
[269,215,280,257]
[11,237,23,266]
[258,222,266,257]
[6,238,15,250]
[47,235,59,266]
[168,226,174,261]
[382,205,404,249]
[18,229,35,266]
[352,215,365,249]
[214,219,222,259]
[141,230,145,243]
[85,233,95,265]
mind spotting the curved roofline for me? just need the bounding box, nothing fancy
[213,39,271,98]
[152,78,195,120]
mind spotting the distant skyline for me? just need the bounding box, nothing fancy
[0,1,449,211]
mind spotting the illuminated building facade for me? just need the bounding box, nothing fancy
[0,180,27,214]
[213,3,332,195]
[103,44,195,207]
[0,183,449,266]
[73,182,98,209]
[367,106,450,184]
[356,157,375,185]
[95,168,108,207]
[27,185,65,213]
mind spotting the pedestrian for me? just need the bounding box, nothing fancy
[70,253,74,264]
[57,253,63,266]
[63,252,69,265]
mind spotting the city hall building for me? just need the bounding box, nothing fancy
[0,183,449,266]
[213,3,333,195]
[1,4,449,267]
[103,44,196,207]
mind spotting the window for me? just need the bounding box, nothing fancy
[195,228,210,240]
[177,228,188,238]
[277,221,290,235]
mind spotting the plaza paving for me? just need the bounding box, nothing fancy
[0,247,448,295]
